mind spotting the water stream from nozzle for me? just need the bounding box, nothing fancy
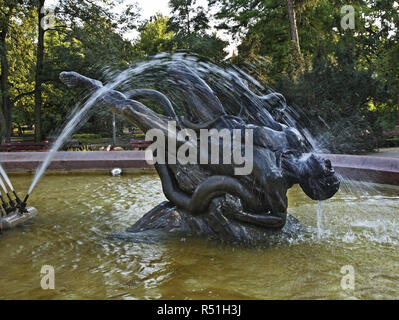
[0,175,9,195]
[27,69,134,196]
[317,200,324,239]
[0,163,14,192]
[0,175,14,214]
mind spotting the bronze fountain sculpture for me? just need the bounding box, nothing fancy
[60,60,340,243]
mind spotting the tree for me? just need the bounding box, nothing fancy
[135,14,175,56]
[0,0,33,142]
[168,0,227,60]
[34,0,45,141]
[287,0,321,53]
[2,0,141,141]
[212,0,397,150]
[39,0,140,137]
[369,0,399,130]
[287,0,299,52]
[210,0,324,77]
[169,0,209,36]
[276,37,385,153]
[0,1,13,141]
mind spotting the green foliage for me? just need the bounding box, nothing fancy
[134,133,145,139]
[286,40,305,80]
[215,0,399,153]
[1,0,398,154]
[168,0,210,36]
[1,0,141,140]
[135,14,175,55]
[73,133,102,139]
[276,39,385,153]
[168,0,228,61]
[72,133,102,143]
[174,32,228,61]
[211,0,293,76]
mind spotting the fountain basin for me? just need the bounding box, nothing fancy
[0,151,153,173]
[1,152,397,186]
[0,173,398,299]
[322,154,399,186]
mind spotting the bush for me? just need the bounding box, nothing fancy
[72,133,102,140]
[72,133,103,144]
[134,133,145,139]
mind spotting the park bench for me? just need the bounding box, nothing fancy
[383,131,399,137]
[0,141,50,152]
[382,131,399,147]
[130,139,151,150]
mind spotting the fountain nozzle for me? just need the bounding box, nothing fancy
[14,192,28,213]
[13,190,22,203]
[0,194,13,215]
[6,192,16,209]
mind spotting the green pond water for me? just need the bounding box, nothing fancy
[0,173,398,299]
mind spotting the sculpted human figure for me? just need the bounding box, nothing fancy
[60,65,340,240]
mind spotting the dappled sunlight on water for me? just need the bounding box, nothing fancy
[0,174,398,299]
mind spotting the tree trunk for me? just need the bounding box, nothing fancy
[397,91,399,128]
[287,0,300,53]
[34,0,45,142]
[112,112,117,146]
[186,4,190,36]
[0,20,12,143]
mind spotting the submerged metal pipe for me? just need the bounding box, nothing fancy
[13,190,23,205]
[6,192,16,208]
